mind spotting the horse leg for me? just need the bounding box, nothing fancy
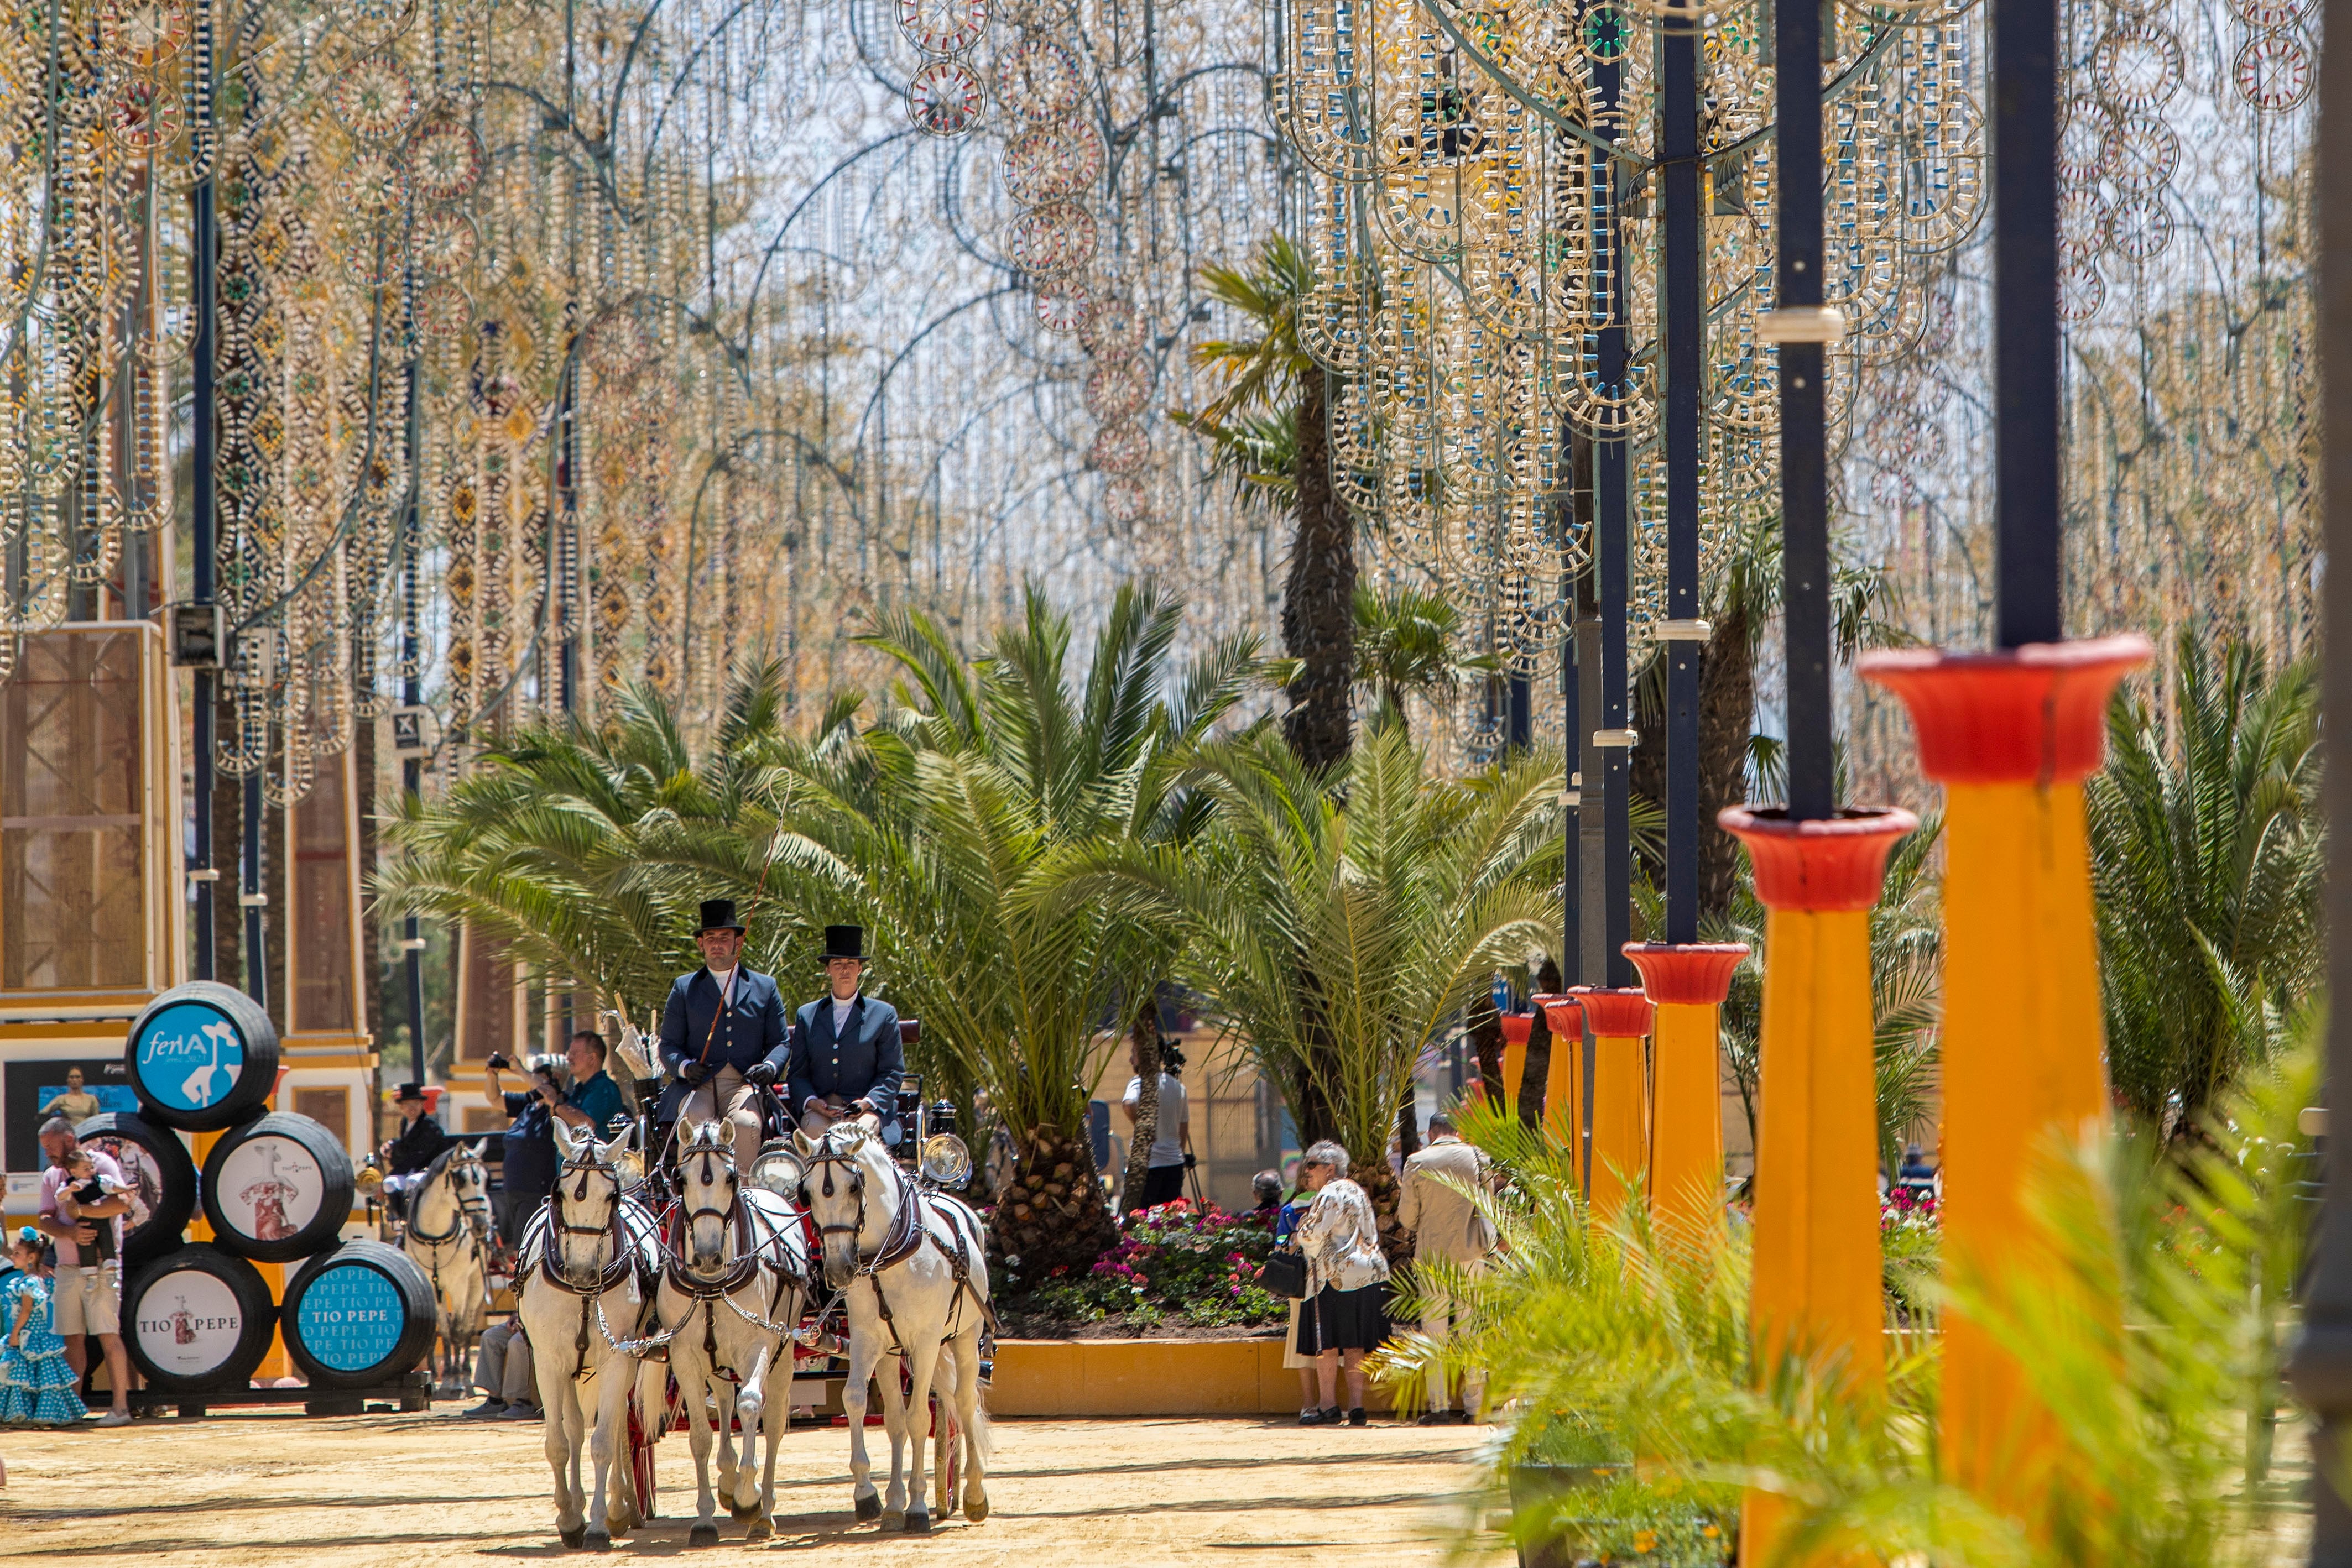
[955,1325,989,1523]
[931,1341,952,1521]
[683,1358,721,1546]
[843,1318,882,1523]
[753,1318,792,1542]
[713,1381,741,1516]
[731,1341,771,1520]
[876,1350,911,1528]
[586,1357,631,1549]
[900,1332,945,1533]
[544,1372,586,1546]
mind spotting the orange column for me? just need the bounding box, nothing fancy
[1498,1012,1533,1106]
[1531,994,1584,1157]
[1622,944,1749,1240]
[1721,806,1914,1567]
[1860,636,2147,1527]
[1568,987,1654,1220]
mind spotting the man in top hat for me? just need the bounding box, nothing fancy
[782,926,904,1135]
[378,1083,452,1220]
[659,897,790,1170]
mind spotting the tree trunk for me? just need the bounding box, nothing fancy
[989,1121,1119,1286]
[1396,1100,1419,1162]
[1696,604,1755,919]
[1519,957,1562,1129]
[1283,371,1354,771]
[1119,1003,1160,1212]
[1468,998,1504,1106]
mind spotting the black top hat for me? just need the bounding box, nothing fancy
[822,925,865,963]
[395,1082,427,1103]
[698,898,746,933]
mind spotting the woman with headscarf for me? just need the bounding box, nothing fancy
[1291,1139,1391,1426]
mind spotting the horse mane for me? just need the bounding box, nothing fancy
[419,1144,459,1190]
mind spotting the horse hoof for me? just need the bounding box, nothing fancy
[964,1494,990,1524]
[881,1509,906,1531]
[905,1510,932,1535]
[689,1523,719,1548]
[559,1527,586,1549]
[854,1493,882,1523]
[728,1498,761,1521]
[745,1517,774,1542]
[583,1529,611,1551]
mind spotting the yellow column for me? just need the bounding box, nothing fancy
[1499,1012,1531,1107]
[1531,995,1585,1154]
[1860,636,2147,1525]
[1721,806,1915,1566]
[1569,987,1654,1220]
[1623,944,1749,1240]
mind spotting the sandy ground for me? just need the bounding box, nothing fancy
[0,1408,1501,1566]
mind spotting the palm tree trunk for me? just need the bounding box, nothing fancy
[1119,1002,1160,1211]
[990,1121,1119,1282]
[1468,998,1504,1103]
[1283,371,1354,771]
[1519,957,1561,1128]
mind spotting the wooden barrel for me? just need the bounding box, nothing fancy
[123,1245,278,1393]
[123,981,281,1133]
[199,1112,355,1263]
[280,1241,438,1391]
[70,1111,199,1271]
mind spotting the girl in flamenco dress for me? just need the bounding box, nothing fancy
[1,1227,88,1427]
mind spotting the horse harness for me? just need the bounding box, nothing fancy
[807,1140,998,1356]
[404,1156,490,1303]
[635,1138,807,1378]
[535,1151,656,1373]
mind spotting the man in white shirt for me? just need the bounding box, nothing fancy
[1119,1038,1192,1209]
[35,1118,135,1426]
[1397,1111,1495,1423]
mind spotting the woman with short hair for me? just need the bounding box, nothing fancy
[1291,1139,1391,1426]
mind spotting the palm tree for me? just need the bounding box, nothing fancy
[1068,724,1563,1249]
[1181,234,1355,771]
[377,663,809,1025]
[764,583,1277,1278]
[2089,631,2322,1128]
[1353,582,1498,738]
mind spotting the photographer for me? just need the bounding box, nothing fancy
[482,1055,569,1247]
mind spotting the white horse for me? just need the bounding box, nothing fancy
[401,1141,493,1397]
[647,1119,809,1545]
[797,1118,992,1532]
[518,1118,664,1549]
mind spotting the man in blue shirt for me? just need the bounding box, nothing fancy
[784,925,903,1136]
[482,1032,627,1242]
[659,898,789,1170]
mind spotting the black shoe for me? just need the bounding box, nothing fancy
[1347,1407,1368,1427]
[1415,1409,1451,1426]
[500,1403,544,1421]
[463,1399,508,1419]
[1299,1407,1342,1426]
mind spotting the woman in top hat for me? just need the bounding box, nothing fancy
[782,926,903,1136]
[658,898,790,1171]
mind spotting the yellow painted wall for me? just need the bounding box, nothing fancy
[985,1338,1396,1417]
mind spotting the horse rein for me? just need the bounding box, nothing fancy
[405,1154,491,1247]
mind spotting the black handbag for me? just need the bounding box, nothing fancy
[1260,1245,1309,1299]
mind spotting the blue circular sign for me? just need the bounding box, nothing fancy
[133,1001,247,1114]
[295,1265,404,1372]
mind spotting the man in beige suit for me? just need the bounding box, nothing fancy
[1397,1111,1495,1424]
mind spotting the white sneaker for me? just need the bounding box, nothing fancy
[95,1409,132,1428]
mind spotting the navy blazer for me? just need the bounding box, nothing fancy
[658,966,789,1080]
[783,992,904,1117]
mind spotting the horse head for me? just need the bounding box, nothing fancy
[451,1140,494,1240]
[795,1114,889,1292]
[550,1117,630,1287]
[674,1119,742,1276]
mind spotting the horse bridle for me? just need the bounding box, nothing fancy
[804,1131,920,1275]
[406,1152,492,1247]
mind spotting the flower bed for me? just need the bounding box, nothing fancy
[992,1198,1289,1340]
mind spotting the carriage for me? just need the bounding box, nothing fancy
[387,1013,991,1546]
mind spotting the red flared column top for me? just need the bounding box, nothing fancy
[1529,992,1581,1040]
[1856,635,2151,785]
[1499,1011,1534,1047]
[1623,943,1751,1006]
[1568,986,1654,1039]
[1719,807,1920,913]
